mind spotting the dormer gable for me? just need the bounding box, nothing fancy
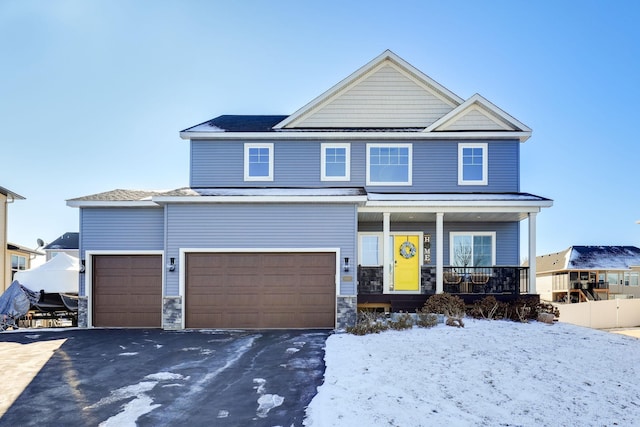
[274,50,464,129]
[424,94,532,142]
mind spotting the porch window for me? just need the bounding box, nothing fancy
[366,144,412,185]
[321,143,350,181]
[244,143,273,181]
[450,232,495,266]
[458,143,488,185]
[359,234,381,266]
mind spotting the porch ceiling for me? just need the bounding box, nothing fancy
[358,211,529,223]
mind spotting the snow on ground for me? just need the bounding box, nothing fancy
[304,320,640,427]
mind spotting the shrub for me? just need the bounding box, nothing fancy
[388,312,414,330]
[469,296,507,320]
[415,309,439,328]
[423,293,466,318]
[346,311,389,335]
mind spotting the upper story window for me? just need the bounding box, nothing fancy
[321,143,350,181]
[244,143,273,181]
[366,143,412,186]
[450,232,495,267]
[458,143,488,185]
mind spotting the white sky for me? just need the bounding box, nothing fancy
[2,0,639,256]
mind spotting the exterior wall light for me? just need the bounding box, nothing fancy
[343,257,350,272]
[79,259,85,273]
[168,257,176,272]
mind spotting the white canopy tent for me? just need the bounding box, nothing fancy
[14,253,79,294]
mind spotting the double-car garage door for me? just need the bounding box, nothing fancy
[92,252,336,329]
[185,252,336,329]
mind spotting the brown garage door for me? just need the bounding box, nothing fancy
[186,252,336,329]
[92,255,162,327]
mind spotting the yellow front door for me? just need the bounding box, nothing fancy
[393,235,420,291]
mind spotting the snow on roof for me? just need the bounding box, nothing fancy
[567,246,640,270]
[367,192,550,202]
[190,188,367,197]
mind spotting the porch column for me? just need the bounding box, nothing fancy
[528,212,537,294]
[436,212,444,294]
[383,212,391,292]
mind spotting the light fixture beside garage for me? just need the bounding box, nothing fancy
[79,259,85,273]
[343,257,350,272]
[168,257,176,272]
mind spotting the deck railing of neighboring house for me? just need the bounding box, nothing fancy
[358,266,530,295]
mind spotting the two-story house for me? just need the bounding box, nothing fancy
[1,186,27,291]
[67,50,552,330]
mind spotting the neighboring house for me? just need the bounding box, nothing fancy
[7,243,44,283]
[1,186,26,292]
[43,232,79,261]
[67,50,552,330]
[536,246,640,302]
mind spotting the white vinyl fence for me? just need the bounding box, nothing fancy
[555,299,640,329]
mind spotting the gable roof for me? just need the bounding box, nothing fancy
[274,49,463,130]
[44,232,79,250]
[180,50,532,142]
[537,246,640,273]
[424,94,532,141]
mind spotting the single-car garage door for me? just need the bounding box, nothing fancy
[186,252,336,329]
[92,255,162,327]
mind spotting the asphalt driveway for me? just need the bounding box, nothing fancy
[0,328,330,426]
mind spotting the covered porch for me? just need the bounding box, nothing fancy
[356,193,552,312]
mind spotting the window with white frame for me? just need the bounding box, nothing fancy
[359,234,381,266]
[366,144,412,185]
[11,254,26,279]
[458,143,488,185]
[244,143,273,181]
[450,232,495,267]
[321,143,350,181]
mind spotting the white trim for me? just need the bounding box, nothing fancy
[361,203,551,211]
[425,93,532,142]
[449,232,496,267]
[458,142,488,186]
[358,233,383,266]
[84,250,164,328]
[366,143,413,186]
[180,130,532,142]
[321,143,351,181]
[178,247,341,330]
[244,143,274,181]
[66,201,159,208]
[153,195,368,204]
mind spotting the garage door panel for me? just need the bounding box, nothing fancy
[186,252,335,329]
[93,255,162,328]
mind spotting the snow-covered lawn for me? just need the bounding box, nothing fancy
[304,320,640,427]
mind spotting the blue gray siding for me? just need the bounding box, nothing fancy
[79,207,164,294]
[165,203,358,295]
[358,221,519,266]
[190,139,520,193]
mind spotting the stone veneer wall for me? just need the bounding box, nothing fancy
[163,296,182,330]
[336,296,357,329]
[77,296,88,328]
